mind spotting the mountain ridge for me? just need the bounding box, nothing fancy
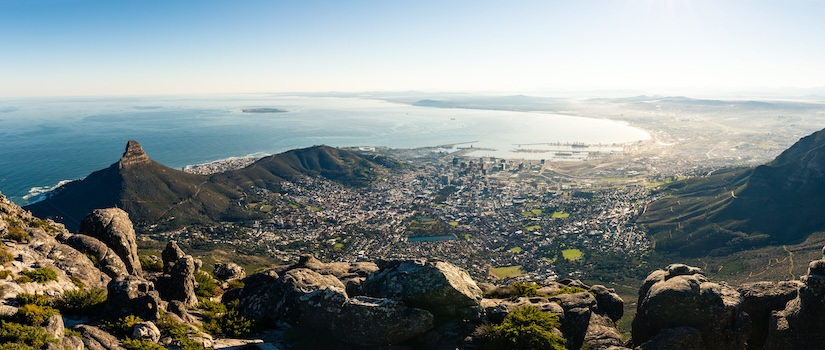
[25,141,390,231]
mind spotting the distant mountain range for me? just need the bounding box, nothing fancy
[639,127,825,256]
[25,141,394,231]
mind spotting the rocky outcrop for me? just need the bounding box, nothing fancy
[362,259,483,317]
[638,326,704,350]
[550,291,597,350]
[738,280,802,350]
[330,296,434,346]
[103,275,164,321]
[481,296,564,323]
[590,284,624,322]
[161,240,185,274]
[213,262,246,281]
[61,233,129,279]
[119,140,151,168]
[132,321,161,343]
[78,208,142,276]
[584,313,625,349]
[631,264,751,350]
[764,254,825,349]
[75,325,126,350]
[26,229,110,289]
[158,255,199,306]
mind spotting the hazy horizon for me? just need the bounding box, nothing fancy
[2,0,824,98]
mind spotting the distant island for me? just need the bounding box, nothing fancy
[242,107,287,113]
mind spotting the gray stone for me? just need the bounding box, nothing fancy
[738,280,802,350]
[79,208,142,276]
[331,296,434,346]
[161,240,185,274]
[362,259,482,317]
[62,233,129,279]
[132,321,161,343]
[590,284,624,322]
[104,275,164,321]
[75,325,126,350]
[214,262,246,281]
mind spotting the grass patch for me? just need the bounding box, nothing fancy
[524,225,541,231]
[509,247,523,253]
[448,221,459,227]
[333,243,344,251]
[531,209,542,215]
[19,267,58,283]
[562,248,583,261]
[551,212,570,219]
[259,205,274,213]
[490,265,523,279]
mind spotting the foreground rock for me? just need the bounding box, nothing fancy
[330,296,434,346]
[738,280,802,350]
[79,208,142,276]
[631,264,751,350]
[764,254,825,349]
[362,259,483,317]
[104,275,164,321]
[75,325,126,350]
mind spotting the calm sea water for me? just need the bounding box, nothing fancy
[0,94,649,205]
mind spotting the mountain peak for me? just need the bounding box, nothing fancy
[119,140,151,168]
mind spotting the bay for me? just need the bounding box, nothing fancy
[0,94,650,205]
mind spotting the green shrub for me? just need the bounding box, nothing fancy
[4,225,30,243]
[56,288,107,314]
[69,276,85,288]
[512,281,541,297]
[64,328,82,338]
[0,270,12,279]
[0,343,35,350]
[475,305,566,350]
[16,293,52,307]
[139,255,164,272]
[551,286,588,296]
[122,338,166,350]
[194,271,222,298]
[218,307,254,337]
[0,245,14,264]
[15,304,59,326]
[157,315,206,350]
[100,315,144,338]
[0,321,56,348]
[227,279,245,290]
[198,299,254,337]
[19,267,58,283]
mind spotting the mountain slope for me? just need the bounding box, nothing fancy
[25,141,389,231]
[639,127,825,256]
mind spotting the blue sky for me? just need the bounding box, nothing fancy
[1,0,824,97]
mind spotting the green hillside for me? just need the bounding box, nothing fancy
[640,127,825,256]
[26,141,390,231]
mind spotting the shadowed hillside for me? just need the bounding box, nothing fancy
[640,127,825,256]
[25,141,391,231]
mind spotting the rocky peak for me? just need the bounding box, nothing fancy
[118,140,150,168]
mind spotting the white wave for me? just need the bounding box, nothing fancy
[23,179,76,203]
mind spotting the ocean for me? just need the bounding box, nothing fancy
[0,94,650,205]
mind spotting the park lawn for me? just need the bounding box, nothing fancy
[524,225,541,231]
[490,265,524,279]
[259,204,274,212]
[333,243,344,250]
[562,248,583,261]
[531,209,542,215]
[448,221,459,227]
[510,247,523,253]
[552,211,570,219]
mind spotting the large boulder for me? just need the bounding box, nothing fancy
[213,262,246,281]
[590,284,624,322]
[75,325,126,350]
[236,267,348,329]
[738,280,802,350]
[631,264,751,350]
[584,313,625,350]
[330,296,434,346]
[157,255,198,306]
[61,233,129,279]
[161,241,185,274]
[764,252,825,349]
[79,208,142,276]
[550,291,597,350]
[132,321,161,343]
[362,259,482,317]
[103,275,164,321]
